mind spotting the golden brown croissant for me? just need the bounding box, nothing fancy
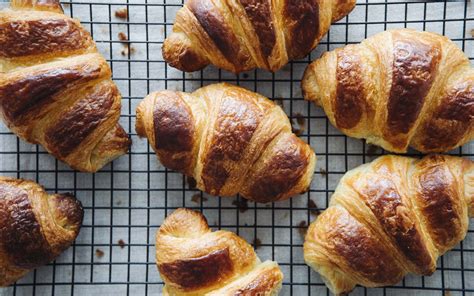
[304,154,474,295]
[136,83,316,203]
[302,29,473,153]
[156,208,283,295]
[162,0,356,73]
[0,0,131,172]
[0,176,83,286]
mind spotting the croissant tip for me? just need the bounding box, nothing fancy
[162,35,208,72]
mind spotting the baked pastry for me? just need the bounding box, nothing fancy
[304,154,473,295]
[136,83,316,203]
[0,176,83,286]
[156,208,283,295]
[0,0,130,172]
[162,0,356,73]
[302,29,473,153]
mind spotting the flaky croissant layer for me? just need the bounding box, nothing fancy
[304,155,473,295]
[0,0,130,172]
[136,83,316,203]
[0,176,83,286]
[162,0,356,73]
[303,29,473,153]
[156,208,283,295]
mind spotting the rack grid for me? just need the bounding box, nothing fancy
[0,0,473,295]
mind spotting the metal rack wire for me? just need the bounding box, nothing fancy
[0,0,472,295]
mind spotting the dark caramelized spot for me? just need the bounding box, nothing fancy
[0,65,102,124]
[188,0,247,68]
[284,0,319,59]
[417,161,462,249]
[328,208,403,284]
[335,50,364,129]
[45,84,116,158]
[239,0,276,58]
[387,36,441,135]
[0,184,53,269]
[247,135,308,202]
[357,175,433,274]
[153,92,195,173]
[153,93,194,152]
[202,96,262,193]
[0,19,90,58]
[421,82,474,151]
[158,248,233,290]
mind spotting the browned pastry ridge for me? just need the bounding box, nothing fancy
[136,83,316,203]
[162,0,356,73]
[0,0,130,172]
[304,155,474,295]
[0,176,83,286]
[302,28,474,153]
[156,208,283,295]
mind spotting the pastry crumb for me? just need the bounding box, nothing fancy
[319,168,327,177]
[95,249,104,258]
[121,45,136,56]
[118,32,128,42]
[118,239,126,249]
[115,8,128,20]
[232,198,248,213]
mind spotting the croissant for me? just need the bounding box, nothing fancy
[136,83,316,203]
[0,0,131,172]
[0,176,83,286]
[162,0,356,73]
[302,29,473,153]
[156,208,283,295]
[304,154,474,295]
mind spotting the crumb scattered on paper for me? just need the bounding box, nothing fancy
[253,238,262,249]
[232,198,248,213]
[319,168,327,177]
[471,29,474,38]
[298,220,308,238]
[191,194,208,204]
[242,73,249,79]
[118,239,126,249]
[308,199,321,217]
[187,177,197,189]
[118,32,128,42]
[95,249,104,258]
[120,45,136,56]
[115,8,128,20]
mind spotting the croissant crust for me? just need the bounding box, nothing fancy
[136,83,316,203]
[156,208,283,295]
[302,29,473,153]
[0,176,83,286]
[162,0,356,73]
[0,0,130,172]
[304,155,473,295]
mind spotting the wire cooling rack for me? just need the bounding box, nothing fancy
[0,0,473,295]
